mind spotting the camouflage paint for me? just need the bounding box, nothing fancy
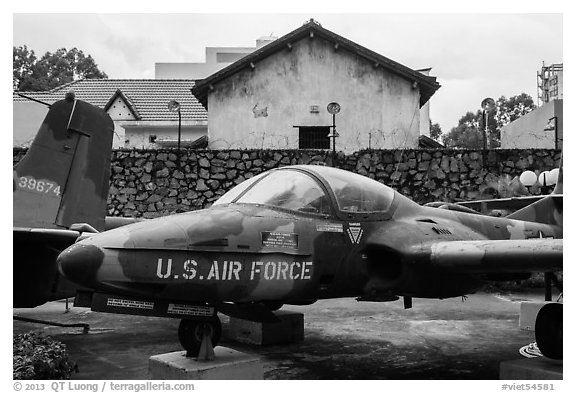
[13,97,114,231]
[13,97,114,307]
[58,165,563,314]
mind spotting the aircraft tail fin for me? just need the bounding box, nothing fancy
[13,95,114,232]
[506,158,562,227]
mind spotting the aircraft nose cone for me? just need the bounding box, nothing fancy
[58,243,105,289]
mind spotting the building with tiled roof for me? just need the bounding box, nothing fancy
[13,79,207,148]
[192,19,440,152]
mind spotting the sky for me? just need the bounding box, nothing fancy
[9,4,566,134]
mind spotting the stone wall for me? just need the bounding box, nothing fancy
[13,148,561,218]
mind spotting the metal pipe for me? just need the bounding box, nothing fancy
[177,110,182,152]
[483,110,488,150]
[332,113,336,157]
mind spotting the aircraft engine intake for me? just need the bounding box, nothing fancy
[363,243,485,298]
[363,244,406,290]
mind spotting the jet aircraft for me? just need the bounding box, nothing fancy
[13,93,115,308]
[58,163,563,359]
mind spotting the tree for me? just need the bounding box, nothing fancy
[442,110,484,149]
[13,46,108,91]
[13,45,37,91]
[495,93,536,128]
[429,120,442,141]
[444,93,536,149]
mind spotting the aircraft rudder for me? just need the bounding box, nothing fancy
[55,99,115,231]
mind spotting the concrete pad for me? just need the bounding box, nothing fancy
[149,347,263,380]
[228,310,304,345]
[500,357,562,380]
[15,293,541,379]
[519,301,553,330]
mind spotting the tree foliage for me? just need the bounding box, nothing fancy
[13,46,37,91]
[429,120,442,141]
[495,93,536,128]
[13,332,76,379]
[442,110,485,149]
[443,94,536,149]
[13,46,108,91]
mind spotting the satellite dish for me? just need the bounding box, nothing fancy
[167,100,181,112]
[481,97,496,112]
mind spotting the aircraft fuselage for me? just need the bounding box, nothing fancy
[59,194,561,305]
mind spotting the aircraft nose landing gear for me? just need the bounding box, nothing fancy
[178,316,222,359]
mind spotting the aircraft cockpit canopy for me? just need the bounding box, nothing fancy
[311,165,395,213]
[234,169,332,214]
[214,165,396,216]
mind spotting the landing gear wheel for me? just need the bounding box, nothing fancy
[535,303,562,360]
[178,316,222,358]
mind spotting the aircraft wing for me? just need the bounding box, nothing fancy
[104,216,143,231]
[14,218,141,245]
[365,237,562,279]
[13,227,80,249]
[456,195,549,214]
[416,239,563,273]
[14,227,81,307]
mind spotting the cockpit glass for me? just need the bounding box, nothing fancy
[311,166,395,213]
[213,172,267,205]
[234,170,331,215]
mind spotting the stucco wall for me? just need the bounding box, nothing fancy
[13,101,50,147]
[123,124,207,149]
[501,100,563,149]
[207,37,421,153]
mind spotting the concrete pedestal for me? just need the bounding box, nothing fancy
[520,301,553,331]
[228,310,304,345]
[500,357,562,380]
[149,347,263,380]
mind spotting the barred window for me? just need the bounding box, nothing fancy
[299,126,330,149]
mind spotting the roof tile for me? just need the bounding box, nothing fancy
[14,79,207,122]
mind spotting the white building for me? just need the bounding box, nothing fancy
[500,63,563,149]
[192,20,440,153]
[155,36,277,79]
[13,79,207,149]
